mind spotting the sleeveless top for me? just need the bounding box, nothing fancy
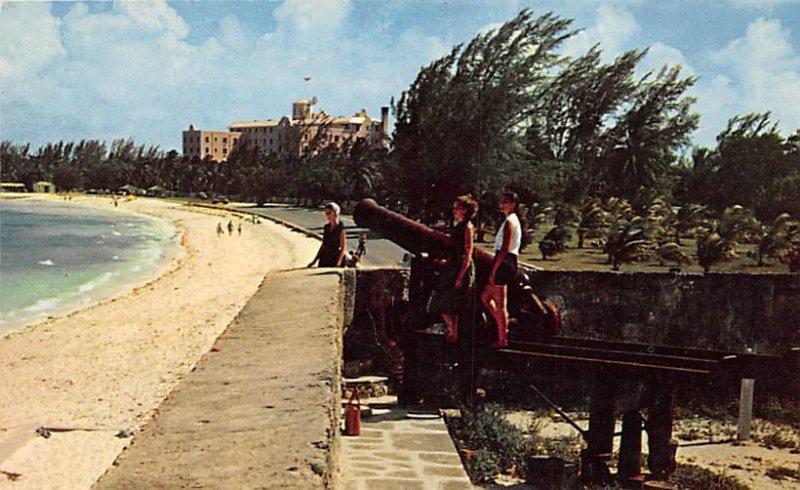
[494,213,521,255]
[449,222,470,267]
[319,221,345,267]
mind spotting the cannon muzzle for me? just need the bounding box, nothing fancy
[353,198,496,281]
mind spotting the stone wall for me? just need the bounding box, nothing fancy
[350,267,800,356]
[530,270,800,355]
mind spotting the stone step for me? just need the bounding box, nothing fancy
[342,375,392,399]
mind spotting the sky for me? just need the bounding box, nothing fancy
[1,0,799,153]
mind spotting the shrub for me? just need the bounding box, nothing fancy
[765,465,800,482]
[670,464,750,490]
[450,403,529,482]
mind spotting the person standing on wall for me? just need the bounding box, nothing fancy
[308,202,347,268]
[480,191,522,349]
[442,195,478,344]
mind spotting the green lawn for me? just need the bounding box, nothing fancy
[476,227,793,274]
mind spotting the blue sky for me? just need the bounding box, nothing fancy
[1,0,798,152]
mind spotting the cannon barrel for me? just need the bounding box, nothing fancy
[354,198,497,281]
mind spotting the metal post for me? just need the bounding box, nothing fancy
[738,378,755,441]
[646,379,677,478]
[581,372,616,486]
[618,410,643,481]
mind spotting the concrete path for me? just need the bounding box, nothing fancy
[340,406,474,490]
[94,269,343,489]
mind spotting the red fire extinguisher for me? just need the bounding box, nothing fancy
[344,387,361,436]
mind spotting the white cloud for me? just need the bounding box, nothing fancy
[273,0,352,36]
[0,2,64,80]
[692,75,739,146]
[562,3,640,60]
[705,17,800,138]
[640,42,693,76]
[219,16,255,51]
[0,0,448,149]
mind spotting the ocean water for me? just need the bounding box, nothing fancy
[0,199,176,335]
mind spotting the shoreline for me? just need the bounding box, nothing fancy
[0,195,320,489]
[0,195,184,339]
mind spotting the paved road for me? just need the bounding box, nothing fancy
[236,204,408,267]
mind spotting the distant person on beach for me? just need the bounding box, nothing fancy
[217,223,224,236]
[356,233,367,259]
[237,223,242,236]
[308,202,346,268]
[227,220,234,236]
[480,191,522,349]
[428,194,477,344]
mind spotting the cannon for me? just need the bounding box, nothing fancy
[354,198,561,338]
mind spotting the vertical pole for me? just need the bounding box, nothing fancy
[581,371,615,486]
[618,410,643,480]
[587,374,616,455]
[738,378,755,441]
[646,378,677,479]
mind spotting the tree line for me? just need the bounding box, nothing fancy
[2,10,799,269]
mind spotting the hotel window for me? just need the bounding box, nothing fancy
[223,148,227,155]
[206,147,210,153]
[205,136,209,143]
[334,136,340,143]
[223,138,227,143]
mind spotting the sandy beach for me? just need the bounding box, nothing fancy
[0,195,319,489]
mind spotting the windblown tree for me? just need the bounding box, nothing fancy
[704,113,795,218]
[526,47,645,201]
[598,66,699,203]
[393,9,575,222]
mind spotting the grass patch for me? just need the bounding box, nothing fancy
[757,429,798,449]
[670,463,750,490]
[765,464,800,482]
[477,228,791,274]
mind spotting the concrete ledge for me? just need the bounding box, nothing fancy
[95,269,343,489]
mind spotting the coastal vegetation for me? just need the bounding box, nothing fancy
[3,10,799,272]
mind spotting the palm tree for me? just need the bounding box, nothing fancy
[695,205,759,272]
[657,242,691,267]
[754,213,798,266]
[604,216,653,271]
[539,225,572,260]
[577,197,608,249]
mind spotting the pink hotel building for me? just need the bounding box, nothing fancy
[182,100,389,162]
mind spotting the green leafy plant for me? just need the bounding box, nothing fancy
[539,225,573,260]
[450,403,529,483]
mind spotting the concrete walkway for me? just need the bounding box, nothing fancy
[340,405,473,490]
[94,269,343,489]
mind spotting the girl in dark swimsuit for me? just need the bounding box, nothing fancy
[308,202,346,268]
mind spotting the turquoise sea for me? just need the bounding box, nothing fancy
[0,199,176,335]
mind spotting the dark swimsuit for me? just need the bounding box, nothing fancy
[319,222,345,267]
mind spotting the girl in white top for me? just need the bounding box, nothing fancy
[481,191,522,348]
